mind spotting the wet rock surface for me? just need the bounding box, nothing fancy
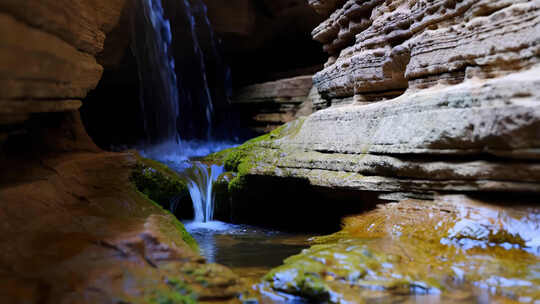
[0,113,245,303]
[263,195,540,303]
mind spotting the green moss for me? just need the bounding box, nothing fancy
[205,118,305,166]
[130,158,190,210]
[201,119,306,197]
[224,149,248,172]
[145,291,198,304]
[228,175,248,194]
[129,156,198,251]
[264,200,540,303]
[170,216,198,251]
[133,187,198,251]
[143,276,198,304]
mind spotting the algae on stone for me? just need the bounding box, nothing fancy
[203,118,305,200]
[129,155,197,250]
[130,157,190,209]
[264,196,540,303]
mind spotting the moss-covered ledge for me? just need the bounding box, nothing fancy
[129,152,197,250]
[202,118,363,231]
[204,118,305,192]
[130,154,191,208]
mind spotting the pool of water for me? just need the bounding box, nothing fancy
[185,221,313,284]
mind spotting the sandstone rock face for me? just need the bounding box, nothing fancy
[239,67,540,194]
[313,0,540,101]
[0,0,130,126]
[233,0,540,195]
[232,75,318,133]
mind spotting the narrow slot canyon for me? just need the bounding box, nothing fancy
[1,0,539,303]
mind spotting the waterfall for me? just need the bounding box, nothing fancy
[175,0,233,140]
[133,0,234,144]
[183,0,214,139]
[132,0,238,222]
[132,0,180,144]
[184,162,224,222]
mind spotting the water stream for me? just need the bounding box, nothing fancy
[184,162,224,222]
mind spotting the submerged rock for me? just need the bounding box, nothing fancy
[263,195,540,303]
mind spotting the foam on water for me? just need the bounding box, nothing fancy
[185,220,238,232]
[140,140,238,163]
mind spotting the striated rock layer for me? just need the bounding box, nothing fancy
[231,75,317,133]
[0,0,131,128]
[313,0,540,101]
[229,66,540,195]
[228,0,540,196]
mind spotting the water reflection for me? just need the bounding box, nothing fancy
[186,221,312,282]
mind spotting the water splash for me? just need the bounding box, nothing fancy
[184,162,224,222]
[132,0,180,144]
[140,140,238,163]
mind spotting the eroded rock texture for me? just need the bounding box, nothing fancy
[0,0,132,127]
[313,0,540,101]
[232,75,318,133]
[224,0,540,196]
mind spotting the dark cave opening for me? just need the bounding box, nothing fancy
[80,0,326,150]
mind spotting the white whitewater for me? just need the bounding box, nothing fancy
[185,162,225,222]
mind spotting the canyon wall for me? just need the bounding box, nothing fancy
[0,1,247,302]
[0,0,132,132]
[233,0,540,197]
[231,75,319,133]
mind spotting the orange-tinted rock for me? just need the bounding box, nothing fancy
[264,195,540,303]
[0,0,131,125]
[0,112,244,303]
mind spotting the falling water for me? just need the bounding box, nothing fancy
[176,0,233,140]
[132,0,180,144]
[198,1,233,100]
[184,162,225,222]
[133,0,238,223]
[181,0,214,138]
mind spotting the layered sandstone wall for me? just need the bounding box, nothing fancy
[231,75,319,133]
[231,0,540,196]
[0,0,132,129]
[312,0,540,101]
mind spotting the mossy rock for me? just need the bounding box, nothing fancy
[204,118,305,168]
[145,276,198,304]
[203,118,305,198]
[130,155,191,212]
[263,199,540,303]
[129,154,197,250]
[212,172,236,221]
